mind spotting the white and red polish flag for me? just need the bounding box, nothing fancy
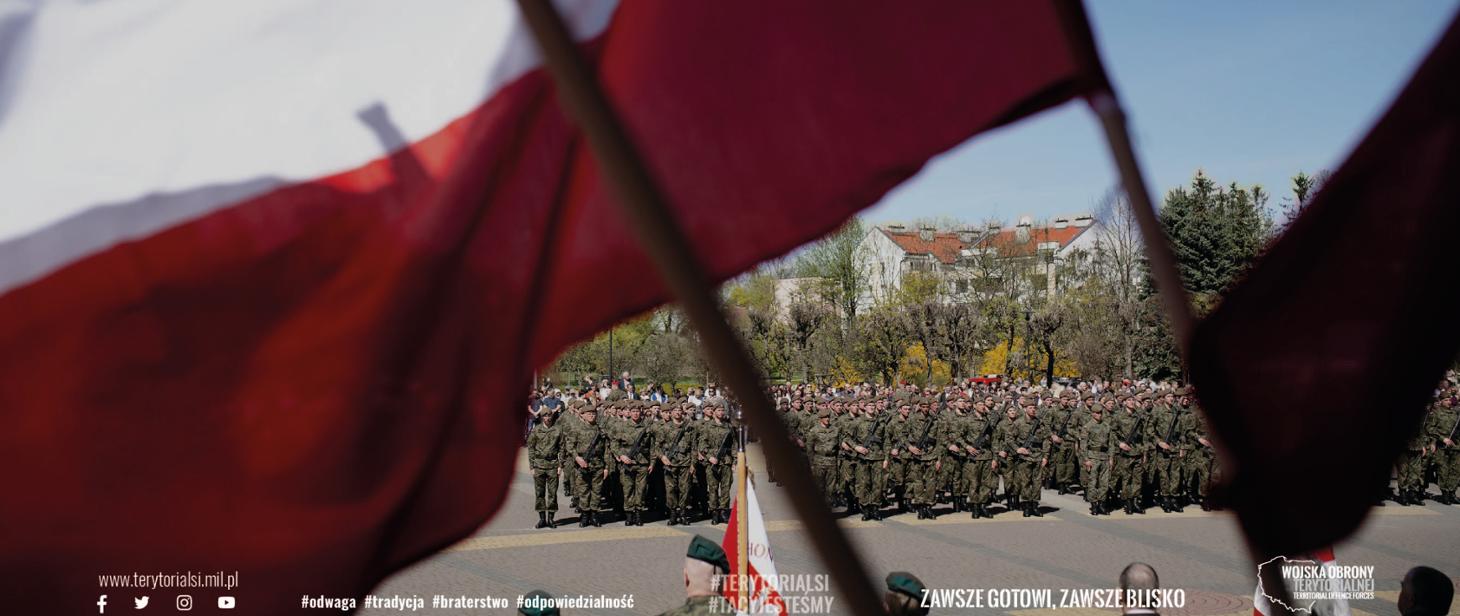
[0,0,1093,612]
[1252,548,1352,616]
[722,480,788,616]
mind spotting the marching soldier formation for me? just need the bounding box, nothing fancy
[527,395,743,528]
[525,373,1460,528]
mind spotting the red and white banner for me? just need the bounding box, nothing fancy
[0,0,1089,612]
[723,479,788,616]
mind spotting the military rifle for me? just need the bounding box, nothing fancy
[1162,409,1182,449]
[972,417,997,451]
[671,421,695,458]
[1056,408,1078,439]
[1123,414,1146,447]
[1020,416,1044,451]
[625,425,650,461]
[1445,414,1460,448]
[714,426,736,461]
[861,413,893,450]
[912,414,938,453]
[583,430,604,460]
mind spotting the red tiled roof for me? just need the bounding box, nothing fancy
[880,224,1092,262]
[974,225,1091,258]
[880,229,969,264]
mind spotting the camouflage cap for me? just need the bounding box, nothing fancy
[1177,385,1194,396]
[517,590,559,616]
[885,571,927,600]
[687,535,730,572]
[569,398,586,409]
[818,409,831,419]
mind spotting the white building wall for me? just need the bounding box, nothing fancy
[855,229,908,307]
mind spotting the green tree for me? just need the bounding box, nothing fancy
[795,218,869,341]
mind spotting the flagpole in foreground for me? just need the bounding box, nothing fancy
[1050,1,1290,613]
[1050,1,1194,360]
[735,418,749,611]
[511,2,884,615]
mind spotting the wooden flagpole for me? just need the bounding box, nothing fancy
[1051,1,1292,613]
[735,420,749,610]
[511,2,884,615]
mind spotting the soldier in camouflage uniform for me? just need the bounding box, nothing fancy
[558,400,585,513]
[1428,392,1460,504]
[835,401,861,511]
[1182,390,1218,510]
[1151,390,1187,512]
[657,404,699,525]
[905,398,945,519]
[962,400,1000,518]
[1078,402,1115,515]
[1112,394,1151,514]
[613,404,654,525]
[993,402,1021,511]
[940,398,971,513]
[806,408,842,504]
[849,403,890,520]
[564,403,609,526]
[1046,391,1080,494]
[1004,399,1050,517]
[884,400,915,513]
[698,402,737,524]
[1397,404,1433,505]
[526,409,564,529]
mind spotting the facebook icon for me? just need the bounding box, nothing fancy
[96,595,107,613]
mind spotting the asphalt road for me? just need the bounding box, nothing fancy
[362,447,1460,615]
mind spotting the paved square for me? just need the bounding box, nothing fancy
[364,447,1460,615]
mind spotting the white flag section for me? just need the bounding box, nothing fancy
[722,479,788,616]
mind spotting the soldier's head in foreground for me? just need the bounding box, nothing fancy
[1118,562,1159,615]
[682,535,730,599]
[883,571,929,616]
[517,590,559,616]
[1399,566,1453,616]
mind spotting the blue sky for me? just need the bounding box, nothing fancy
[864,1,1460,224]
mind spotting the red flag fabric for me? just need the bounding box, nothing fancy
[1189,13,1460,556]
[0,1,1089,611]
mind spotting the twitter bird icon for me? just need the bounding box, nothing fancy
[134,596,149,609]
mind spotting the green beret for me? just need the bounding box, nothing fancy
[687,535,729,572]
[885,571,926,600]
[517,590,559,616]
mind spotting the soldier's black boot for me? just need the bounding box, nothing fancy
[1032,502,1044,517]
[579,512,589,528]
[1021,502,1031,517]
[535,512,547,529]
[546,513,556,529]
[1132,498,1146,514]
